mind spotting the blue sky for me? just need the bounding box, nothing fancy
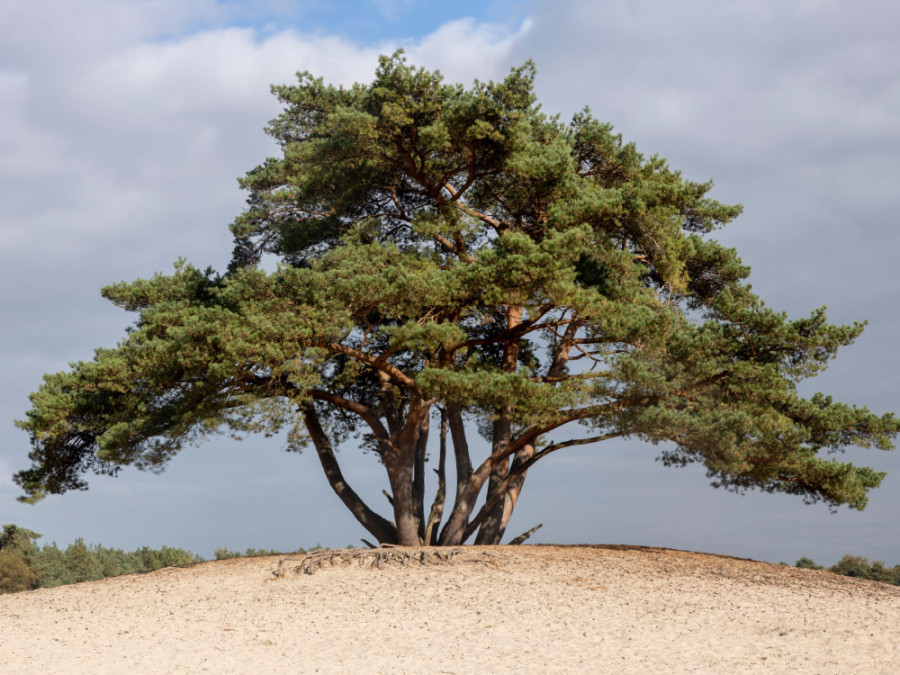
[2,0,899,564]
[144,0,531,44]
[234,0,529,41]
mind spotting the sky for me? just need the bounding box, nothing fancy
[2,0,899,565]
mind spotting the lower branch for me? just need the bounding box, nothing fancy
[498,443,535,539]
[474,409,512,545]
[437,405,473,545]
[302,402,397,544]
[463,433,622,542]
[508,523,542,545]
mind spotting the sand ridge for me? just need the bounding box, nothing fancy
[2,545,899,673]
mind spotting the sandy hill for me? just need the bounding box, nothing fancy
[2,545,899,673]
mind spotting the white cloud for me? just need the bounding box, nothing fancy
[0,70,73,180]
[0,5,529,265]
[404,17,533,83]
[509,0,900,153]
[76,28,384,126]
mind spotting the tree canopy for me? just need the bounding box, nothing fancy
[16,53,899,546]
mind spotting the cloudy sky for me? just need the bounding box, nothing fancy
[2,0,898,565]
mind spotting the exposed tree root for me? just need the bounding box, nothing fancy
[273,547,498,577]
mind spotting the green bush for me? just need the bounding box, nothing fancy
[795,556,824,570]
[796,553,900,586]
[829,554,870,578]
[0,524,41,565]
[828,555,900,585]
[0,551,37,594]
[214,547,243,560]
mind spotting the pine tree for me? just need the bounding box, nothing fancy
[16,53,899,546]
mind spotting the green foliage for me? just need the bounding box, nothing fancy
[15,52,899,546]
[32,541,203,588]
[796,554,900,585]
[0,526,203,591]
[214,547,243,560]
[0,551,37,594]
[827,555,900,584]
[0,524,42,565]
[795,556,824,570]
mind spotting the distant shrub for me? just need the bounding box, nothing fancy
[0,551,37,594]
[0,524,41,565]
[131,545,200,571]
[828,555,900,585]
[214,547,243,560]
[795,557,824,570]
[795,554,900,586]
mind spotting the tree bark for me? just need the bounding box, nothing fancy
[424,408,447,546]
[446,404,471,508]
[302,403,397,544]
[387,401,431,546]
[475,305,522,545]
[437,457,494,545]
[497,443,535,540]
[389,462,420,546]
[412,412,429,542]
[474,425,511,544]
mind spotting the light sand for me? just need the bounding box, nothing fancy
[2,545,899,673]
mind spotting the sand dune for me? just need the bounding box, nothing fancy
[3,545,899,673]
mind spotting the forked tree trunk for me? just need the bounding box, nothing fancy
[305,391,537,547]
[386,401,432,546]
[473,427,511,544]
[498,443,535,538]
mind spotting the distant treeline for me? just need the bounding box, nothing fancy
[0,524,314,594]
[794,555,900,585]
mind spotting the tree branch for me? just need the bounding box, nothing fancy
[462,432,622,541]
[309,390,394,454]
[302,402,396,544]
[314,341,418,390]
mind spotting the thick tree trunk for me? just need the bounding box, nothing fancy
[302,403,397,544]
[387,401,431,546]
[390,463,421,546]
[473,426,511,544]
[474,305,522,545]
[437,405,475,545]
[497,443,535,540]
[447,405,472,507]
[437,460,492,545]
